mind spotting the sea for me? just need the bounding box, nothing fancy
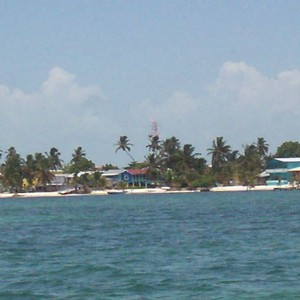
[1,191,300,299]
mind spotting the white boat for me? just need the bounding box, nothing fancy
[107,189,126,195]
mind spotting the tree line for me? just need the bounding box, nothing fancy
[0,146,97,192]
[115,136,300,188]
[0,137,300,192]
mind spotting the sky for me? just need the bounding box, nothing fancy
[1,0,300,167]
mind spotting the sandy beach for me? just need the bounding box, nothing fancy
[0,184,295,199]
[0,188,196,198]
[210,184,295,192]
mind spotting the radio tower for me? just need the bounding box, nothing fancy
[151,120,159,137]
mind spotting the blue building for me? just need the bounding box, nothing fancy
[264,158,300,185]
[102,168,150,187]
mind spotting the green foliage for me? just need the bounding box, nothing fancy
[71,146,86,163]
[0,147,23,192]
[174,144,200,173]
[69,157,95,176]
[33,152,55,188]
[0,135,286,192]
[75,172,108,191]
[194,157,207,173]
[145,153,160,181]
[68,147,95,178]
[47,147,63,170]
[143,136,206,187]
[93,172,108,189]
[208,137,231,174]
[88,172,108,189]
[23,154,36,188]
[256,137,269,158]
[237,144,261,185]
[116,181,127,190]
[126,161,147,169]
[160,136,180,170]
[115,136,135,162]
[76,173,90,193]
[276,141,300,158]
[102,164,119,171]
[146,135,161,153]
[189,175,216,188]
[161,169,174,186]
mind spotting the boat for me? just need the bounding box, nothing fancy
[107,189,127,195]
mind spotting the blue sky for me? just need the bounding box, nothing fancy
[1,0,300,166]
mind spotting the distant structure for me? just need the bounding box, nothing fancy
[151,120,159,137]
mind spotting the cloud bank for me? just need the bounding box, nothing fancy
[1,62,300,165]
[0,67,118,163]
[134,61,300,157]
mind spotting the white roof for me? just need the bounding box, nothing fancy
[67,171,95,178]
[275,158,300,163]
[258,170,270,177]
[102,169,125,177]
[265,168,288,173]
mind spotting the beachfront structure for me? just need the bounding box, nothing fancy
[287,166,300,186]
[102,168,150,187]
[263,158,300,185]
[34,171,70,192]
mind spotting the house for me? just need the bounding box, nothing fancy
[126,168,150,187]
[102,168,150,187]
[263,158,300,185]
[287,166,300,186]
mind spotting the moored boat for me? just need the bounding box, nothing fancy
[107,189,126,195]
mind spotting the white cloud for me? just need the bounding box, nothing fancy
[277,69,300,85]
[165,91,198,119]
[129,91,200,151]
[41,67,75,95]
[133,91,198,120]
[0,67,118,163]
[1,63,300,166]
[132,61,300,157]
[205,61,300,153]
[212,61,300,111]
[41,67,104,106]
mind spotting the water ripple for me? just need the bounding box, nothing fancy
[1,192,300,298]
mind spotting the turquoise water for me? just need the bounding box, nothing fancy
[1,191,300,299]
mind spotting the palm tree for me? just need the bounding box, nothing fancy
[161,137,180,155]
[171,144,201,187]
[146,135,161,153]
[226,150,239,162]
[22,154,36,190]
[238,144,261,186]
[175,144,200,173]
[207,137,231,174]
[256,137,269,158]
[160,136,181,170]
[223,149,240,184]
[93,172,107,189]
[47,147,63,170]
[1,147,24,192]
[45,147,63,190]
[256,137,269,169]
[145,153,160,183]
[115,136,135,162]
[34,152,55,190]
[71,146,86,164]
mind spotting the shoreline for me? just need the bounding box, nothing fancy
[0,188,196,198]
[0,184,297,199]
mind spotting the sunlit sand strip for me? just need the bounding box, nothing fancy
[210,185,290,192]
[0,185,294,199]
